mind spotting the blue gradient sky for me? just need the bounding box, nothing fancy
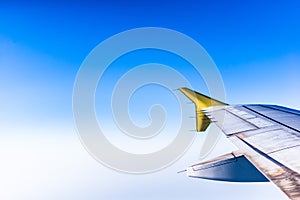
[1,0,300,126]
[0,1,299,199]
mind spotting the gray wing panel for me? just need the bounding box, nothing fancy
[245,105,300,132]
[202,104,300,199]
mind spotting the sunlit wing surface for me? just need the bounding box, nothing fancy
[180,87,300,200]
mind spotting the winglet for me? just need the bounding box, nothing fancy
[179,87,227,132]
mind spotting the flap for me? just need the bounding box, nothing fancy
[187,152,269,182]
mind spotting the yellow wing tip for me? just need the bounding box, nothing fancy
[179,87,227,132]
[179,87,227,108]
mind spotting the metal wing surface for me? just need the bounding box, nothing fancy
[179,88,300,200]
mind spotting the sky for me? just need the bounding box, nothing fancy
[0,1,300,199]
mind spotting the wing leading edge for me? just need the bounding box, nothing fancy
[180,88,300,200]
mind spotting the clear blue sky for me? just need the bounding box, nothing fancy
[1,0,300,161]
[1,1,299,124]
[1,0,300,156]
[1,1,300,65]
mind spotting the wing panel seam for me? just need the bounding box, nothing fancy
[243,105,300,134]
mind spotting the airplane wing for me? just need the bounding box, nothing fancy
[179,87,300,200]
